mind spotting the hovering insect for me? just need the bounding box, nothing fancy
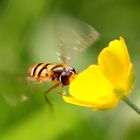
[28,63,77,105]
[28,63,76,87]
[27,14,99,110]
[1,14,99,110]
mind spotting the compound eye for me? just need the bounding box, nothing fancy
[60,75,70,86]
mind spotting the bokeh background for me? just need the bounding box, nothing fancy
[0,0,140,140]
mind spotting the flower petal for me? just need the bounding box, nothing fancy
[125,64,135,95]
[63,96,93,107]
[63,95,119,109]
[67,65,119,109]
[98,37,132,92]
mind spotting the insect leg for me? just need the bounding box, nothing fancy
[52,87,67,96]
[44,83,61,113]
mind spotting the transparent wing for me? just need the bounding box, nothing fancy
[30,13,99,64]
[0,71,46,106]
[48,14,100,64]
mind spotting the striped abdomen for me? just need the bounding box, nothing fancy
[28,63,66,82]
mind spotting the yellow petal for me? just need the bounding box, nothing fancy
[98,37,133,93]
[66,65,120,109]
[63,96,93,107]
[63,95,119,110]
[125,64,135,95]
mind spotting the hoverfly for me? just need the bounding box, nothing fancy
[27,63,77,110]
[1,14,99,111]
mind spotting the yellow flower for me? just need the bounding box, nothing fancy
[63,37,135,110]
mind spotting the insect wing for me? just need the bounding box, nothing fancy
[52,14,100,63]
[30,14,99,64]
[0,71,44,106]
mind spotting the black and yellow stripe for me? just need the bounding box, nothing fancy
[37,63,50,77]
[28,63,65,80]
[32,63,43,77]
[28,63,77,85]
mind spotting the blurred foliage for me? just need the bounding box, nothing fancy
[0,0,140,140]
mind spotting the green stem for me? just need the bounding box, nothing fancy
[122,96,140,115]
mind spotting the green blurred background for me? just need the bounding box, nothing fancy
[0,0,140,140]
